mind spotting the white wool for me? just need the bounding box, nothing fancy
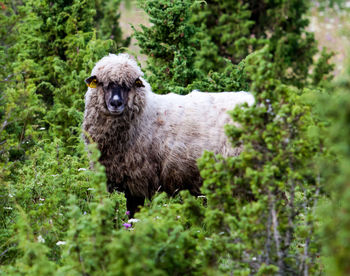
[140,90,254,158]
[91,53,143,87]
[83,53,255,203]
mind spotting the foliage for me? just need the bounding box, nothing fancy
[192,0,334,88]
[0,0,347,275]
[94,0,131,47]
[0,0,127,268]
[191,0,258,71]
[135,0,333,96]
[316,60,350,275]
[197,47,324,274]
[133,0,200,94]
[0,0,128,158]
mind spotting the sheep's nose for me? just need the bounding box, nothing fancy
[110,99,123,108]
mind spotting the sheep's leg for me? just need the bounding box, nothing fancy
[125,189,145,218]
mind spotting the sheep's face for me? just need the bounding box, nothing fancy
[103,78,145,115]
[103,82,129,115]
[86,54,146,116]
[85,75,145,116]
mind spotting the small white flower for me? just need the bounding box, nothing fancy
[8,193,14,198]
[87,188,94,191]
[176,216,181,219]
[78,168,87,171]
[56,241,66,246]
[219,232,225,235]
[252,257,257,261]
[39,127,46,130]
[38,235,45,243]
[83,211,87,215]
[197,195,206,198]
[39,198,45,201]
[51,174,59,177]
[128,218,140,223]
[4,207,13,210]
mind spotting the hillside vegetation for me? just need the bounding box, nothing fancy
[0,0,349,275]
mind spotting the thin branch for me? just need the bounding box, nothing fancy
[264,202,272,265]
[285,161,296,249]
[302,179,320,276]
[0,110,12,133]
[270,192,284,273]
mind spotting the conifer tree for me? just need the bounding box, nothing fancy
[317,61,350,275]
[0,0,128,159]
[133,0,200,94]
[135,0,333,92]
[192,0,334,88]
[0,0,128,267]
[197,47,324,274]
[0,0,341,274]
[94,0,131,47]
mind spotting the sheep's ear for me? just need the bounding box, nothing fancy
[85,75,98,88]
[135,78,145,88]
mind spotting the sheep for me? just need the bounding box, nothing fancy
[82,53,254,216]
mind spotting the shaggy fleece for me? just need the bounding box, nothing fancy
[82,53,254,211]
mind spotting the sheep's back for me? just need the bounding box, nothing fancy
[149,91,252,156]
[142,91,252,194]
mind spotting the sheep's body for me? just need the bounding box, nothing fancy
[83,54,254,215]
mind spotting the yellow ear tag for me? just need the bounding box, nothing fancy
[88,79,97,88]
[135,79,144,87]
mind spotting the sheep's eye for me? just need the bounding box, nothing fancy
[135,78,144,88]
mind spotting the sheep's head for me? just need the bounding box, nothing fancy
[85,53,145,116]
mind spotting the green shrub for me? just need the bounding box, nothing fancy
[197,47,324,274]
[134,0,333,96]
[192,0,334,88]
[316,60,350,275]
[0,0,128,268]
[0,0,342,274]
[133,0,200,94]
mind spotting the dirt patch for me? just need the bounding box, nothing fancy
[309,3,350,77]
[120,1,150,66]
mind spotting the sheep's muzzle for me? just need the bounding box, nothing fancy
[104,83,130,115]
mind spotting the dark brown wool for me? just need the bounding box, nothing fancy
[83,54,254,216]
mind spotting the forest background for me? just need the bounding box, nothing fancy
[1,0,350,275]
